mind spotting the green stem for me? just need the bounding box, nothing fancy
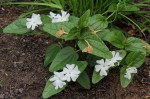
[106,11,115,20]
[19,8,50,18]
[127,62,133,68]
[134,3,150,7]
[76,49,81,53]
[102,11,108,15]
[119,13,145,36]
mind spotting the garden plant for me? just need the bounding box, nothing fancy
[1,0,150,98]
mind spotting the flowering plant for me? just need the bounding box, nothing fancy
[2,0,150,98]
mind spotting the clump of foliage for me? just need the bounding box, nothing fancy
[2,0,150,98]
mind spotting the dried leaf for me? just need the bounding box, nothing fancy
[83,45,93,53]
[56,28,66,38]
[143,46,150,49]
[128,30,135,35]
[89,27,102,34]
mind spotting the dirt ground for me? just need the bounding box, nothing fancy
[0,6,150,99]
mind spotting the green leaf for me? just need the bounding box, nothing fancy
[69,16,79,26]
[42,80,66,99]
[43,22,74,38]
[3,18,30,34]
[92,70,104,84]
[147,49,150,54]
[49,47,79,72]
[103,29,126,48]
[125,37,149,53]
[78,32,112,59]
[43,16,78,39]
[64,27,79,41]
[108,3,140,12]
[41,14,52,24]
[44,44,61,67]
[1,2,62,9]
[88,14,108,31]
[78,10,90,28]
[117,50,126,60]
[77,71,91,89]
[120,65,134,88]
[75,61,88,72]
[97,29,110,40]
[125,52,146,68]
[87,54,100,67]
[121,4,140,11]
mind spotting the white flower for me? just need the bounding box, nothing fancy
[26,13,42,30]
[49,72,66,90]
[124,67,137,80]
[62,64,80,82]
[95,59,111,76]
[108,51,122,67]
[49,12,56,19]
[108,51,123,66]
[49,10,70,23]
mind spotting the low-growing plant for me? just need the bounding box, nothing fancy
[1,0,150,33]
[2,0,150,98]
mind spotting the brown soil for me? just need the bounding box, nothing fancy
[0,6,150,99]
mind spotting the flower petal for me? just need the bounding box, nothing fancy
[71,74,79,82]
[66,64,75,71]
[96,59,105,65]
[100,68,107,76]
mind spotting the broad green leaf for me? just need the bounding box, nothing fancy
[88,14,108,31]
[125,37,149,53]
[97,29,110,40]
[3,18,30,34]
[49,47,79,72]
[92,70,104,84]
[78,10,90,28]
[42,80,66,99]
[43,16,78,40]
[43,22,74,38]
[87,54,100,67]
[41,14,52,24]
[125,52,146,68]
[117,50,126,60]
[103,30,126,48]
[44,44,61,67]
[69,16,79,26]
[64,27,79,41]
[77,71,91,89]
[120,65,134,88]
[75,61,88,73]
[78,32,112,59]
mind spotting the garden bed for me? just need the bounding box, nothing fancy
[0,6,150,99]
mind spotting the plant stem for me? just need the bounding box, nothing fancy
[119,13,145,36]
[76,49,81,53]
[19,8,50,18]
[106,11,116,20]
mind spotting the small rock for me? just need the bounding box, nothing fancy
[18,88,24,93]
[0,94,4,99]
